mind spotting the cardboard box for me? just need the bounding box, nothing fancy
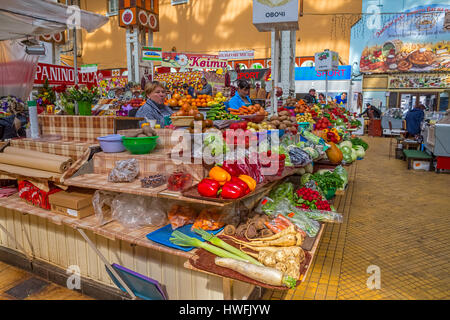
[51,204,94,219]
[412,160,430,171]
[48,190,94,210]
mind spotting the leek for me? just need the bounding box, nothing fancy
[192,228,263,266]
[169,230,251,263]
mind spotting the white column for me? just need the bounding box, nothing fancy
[271,30,280,115]
[133,28,140,83]
[280,30,291,100]
[126,28,133,83]
[148,31,154,81]
[289,30,296,96]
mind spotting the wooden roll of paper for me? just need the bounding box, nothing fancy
[3,147,73,168]
[0,153,70,173]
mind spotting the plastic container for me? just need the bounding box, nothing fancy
[122,136,159,154]
[324,188,336,200]
[97,134,126,153]
[298,122,311,131]
[77,101,92,116]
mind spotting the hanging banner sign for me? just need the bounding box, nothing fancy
[161,52,228,69]
[142,47,162,61]
[295,66,351,81]
[34,63,98,86]
[314,50,339,72]
[237,68,270,81]
[358,4,450,73]
[219,50,255,60]
[253,0,299,32]
[80,64,98,73]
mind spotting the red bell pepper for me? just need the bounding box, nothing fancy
[221,180,247,199]
[197,178,221,198]
[221,161,241,176]
[230,176,249,195]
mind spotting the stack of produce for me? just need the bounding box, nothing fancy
[228,103,268,116]
[296,112,315,124]
[170,228,300,288]
[206,103,240,120]
[167,204,224,231]
[294,187,331,211]
[294,100,308,114]
[188,118,215,133]
[283,96,298,108]
[197,166,257,200]
[267,111,299,134]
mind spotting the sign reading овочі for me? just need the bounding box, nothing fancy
[252,0,299,32]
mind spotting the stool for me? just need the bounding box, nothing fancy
[403,149,433,170]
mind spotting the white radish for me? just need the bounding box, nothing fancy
[214,257,297,288]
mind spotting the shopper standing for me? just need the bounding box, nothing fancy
[405,104,425,138]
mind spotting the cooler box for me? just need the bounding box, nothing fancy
[412,161,430,171]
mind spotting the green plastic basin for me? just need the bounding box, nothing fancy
[324,188,336,200]
[122,136,159,154]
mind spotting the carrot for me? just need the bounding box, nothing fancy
[264,221,282,234]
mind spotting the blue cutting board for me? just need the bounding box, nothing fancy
[146,224,224,252]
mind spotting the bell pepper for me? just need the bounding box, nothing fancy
[197,178,221,198]
[209,166,231,185]
[230,176,249,195]
[221,161,241,177]
[238,174,256,192]
[221,180,246,199]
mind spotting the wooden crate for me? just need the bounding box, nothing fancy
[171,116,194,127]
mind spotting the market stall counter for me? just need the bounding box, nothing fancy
[0,98,366,300]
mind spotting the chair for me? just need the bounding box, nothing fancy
[388,121,407,159]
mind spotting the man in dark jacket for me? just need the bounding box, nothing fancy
[304,89,318,104]
[405,104,425,137]
[360,103,382,119]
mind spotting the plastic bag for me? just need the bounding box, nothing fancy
[333,165,348,190]
[235,155,265,184]
[191,208,225,231]
[108,159,139,183]
[92,190,118,224]
[111,194,167,228]
[296,208,343,223]
[301,130,322,145]
[167,203,197,230]
[287,146,312,166]
[272,200,320,237]
[167,171,193,191]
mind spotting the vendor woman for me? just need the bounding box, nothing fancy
[227,79,252,110]
[136,81,173,126]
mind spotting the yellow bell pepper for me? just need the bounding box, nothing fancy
[209,166,231,185]
[238,175,256,192]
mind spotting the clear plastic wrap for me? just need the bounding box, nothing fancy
[235,155,265,184]
[296,208,343,223]
[273,200,321,237]
[167,203,197,230]
[92,190,118,224]
[333,165,348,190]
[108,158,139,183]
[287,146,312,166]
[111,194,167,228]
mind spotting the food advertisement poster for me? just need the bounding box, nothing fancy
[351,3,450,74]
[161,52,227,70]
[388,73,449,89]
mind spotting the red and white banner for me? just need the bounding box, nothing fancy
[34,63,98,86]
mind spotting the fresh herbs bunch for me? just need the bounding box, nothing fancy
[310,171,344,192]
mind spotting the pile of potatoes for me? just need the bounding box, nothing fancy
[122,126,157,138]
[267,110,298,132]
[284,96,298,107]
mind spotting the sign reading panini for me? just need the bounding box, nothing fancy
[34,63,97,86]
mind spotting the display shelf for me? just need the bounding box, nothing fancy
[0,194,192,259]
[64,173,233,207]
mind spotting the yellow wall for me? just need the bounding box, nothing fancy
[79,0,362,69]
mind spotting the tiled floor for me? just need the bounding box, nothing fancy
[264,136,450,300]
[0,261,93,300]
